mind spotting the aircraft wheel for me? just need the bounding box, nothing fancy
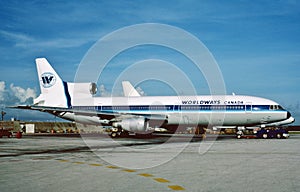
[237,135,242,139]
[110,132,118,138]
[262,133,268,139]
[276,133,282,139]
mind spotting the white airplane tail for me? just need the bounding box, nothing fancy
[34,58,71,108]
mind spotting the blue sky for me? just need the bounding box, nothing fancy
[0,0,299,124]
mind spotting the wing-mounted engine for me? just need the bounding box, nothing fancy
[112,117,149,133]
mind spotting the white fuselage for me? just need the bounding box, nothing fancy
[60,95,290,127]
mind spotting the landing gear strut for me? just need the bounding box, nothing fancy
[236,131,243,139]
[236,127,245,139]
[195,126,206,139]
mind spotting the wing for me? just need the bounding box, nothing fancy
[10,105,167,123]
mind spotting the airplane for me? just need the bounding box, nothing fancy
[13,58,295,138]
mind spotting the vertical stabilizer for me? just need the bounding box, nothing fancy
[34,58,70,108]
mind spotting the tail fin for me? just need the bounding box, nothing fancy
[34,58,71,108]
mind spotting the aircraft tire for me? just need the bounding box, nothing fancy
[110,132,118,138]
[276,133,282,139]
[262,133,268,139]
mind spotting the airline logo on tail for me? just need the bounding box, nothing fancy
[41,72,56,88]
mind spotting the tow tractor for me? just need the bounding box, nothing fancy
[255,128,289,139]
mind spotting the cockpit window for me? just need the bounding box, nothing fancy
[269,105,284,110]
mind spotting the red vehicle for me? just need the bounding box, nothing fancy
[0,128,13,138]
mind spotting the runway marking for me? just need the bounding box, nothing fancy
[168,185,186,191]
[106,165,119,169]
[154,178,170,183]
[73,161,85,164]
[138,173,154,177]
[56,159,185,191]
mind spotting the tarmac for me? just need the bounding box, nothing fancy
[0,134,299,192]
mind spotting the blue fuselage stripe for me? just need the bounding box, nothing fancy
[63,81,72,108]
[72,105,286,113]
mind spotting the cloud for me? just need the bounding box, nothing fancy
[0,29,97,50]
[0,30,33,42]
[9,84,36,103]
[0,81,36,106]
[99,84,110,97]
[0,81,59,121]
[19,31,100,49]
[0,81,6,102]
[136,86,146,96]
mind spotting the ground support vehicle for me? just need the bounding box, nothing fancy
[255,128,289,139]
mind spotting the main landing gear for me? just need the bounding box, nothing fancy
[109,127,129,138]
[236,127,245,139]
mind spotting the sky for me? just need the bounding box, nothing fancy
[0,0,299,124]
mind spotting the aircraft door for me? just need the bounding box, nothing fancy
[245,102,252,124]
[245,102,252,113]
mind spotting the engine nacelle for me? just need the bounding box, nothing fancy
[68,82,97,98]
[113,117,149,132]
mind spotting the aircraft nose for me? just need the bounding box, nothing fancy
[287,111,291,119]
[291,117,295,123]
